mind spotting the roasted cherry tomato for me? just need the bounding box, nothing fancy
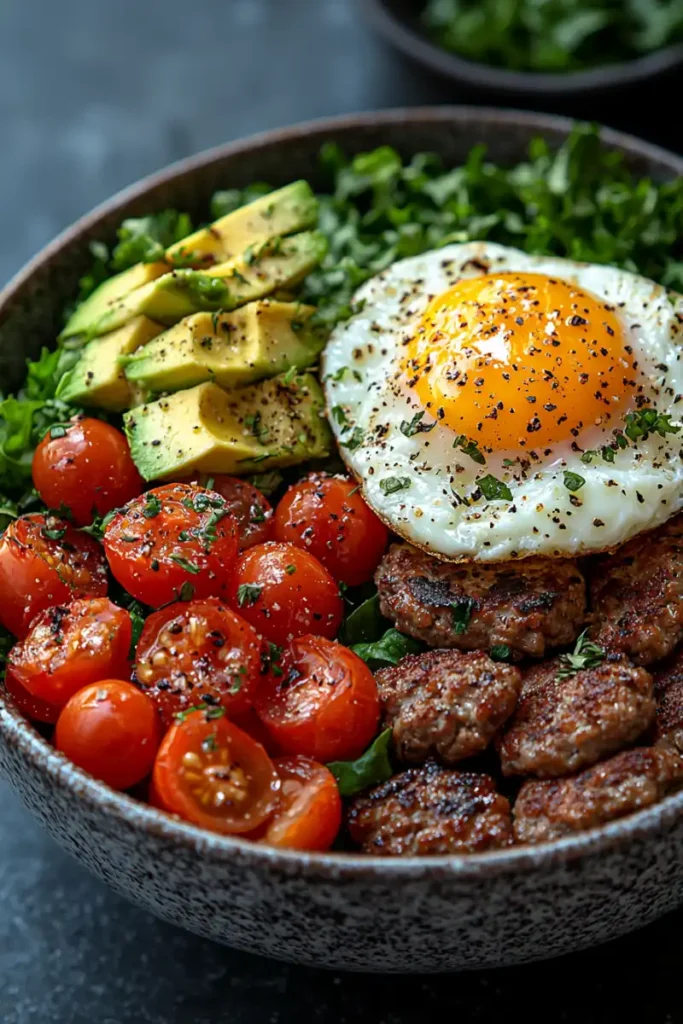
[274,473,388,586]
[226,542,343,646]
[55,680,160,790]
[152,708,280,834]
[231,708,282,756]
[9,598,132,707]
[134,598,263,726]
[253,755,342,851]
[32,417,144,526]
[255,635,380,762]
[0,514,108,637]
[103,483,239,607]
[192,474,273,549]
[4,667,61,724]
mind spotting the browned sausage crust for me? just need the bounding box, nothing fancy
[588,513,683,666]
[375,543,586,660]
[653,646,683,754]
[498,655,655,778]
[376,649,521,765]
[513,746,683,844]
[347,762,513,856]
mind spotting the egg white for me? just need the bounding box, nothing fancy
[322,241,683,562]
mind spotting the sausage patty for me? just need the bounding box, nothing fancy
[376,649,522,765]
[347,762,513,856]
[653,646,683,754]
[498,655,655,778]
[588,513,683,666]
[513,746,683,844]
[375,543,586,659]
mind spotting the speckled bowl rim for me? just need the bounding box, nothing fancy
[2,106,683,882]
[362,0,683,94]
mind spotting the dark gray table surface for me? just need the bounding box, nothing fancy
[2,2,682,1021]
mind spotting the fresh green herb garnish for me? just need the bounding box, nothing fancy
[174,704,226,724]
[563,470,586,492]
[236,583,262,607]
[557,630,605,678]
[624,407,681,441]
[490,644,512,661]
[327,729,394,797]
[142,493,162,519]
[169,555,201,575]
[451,597,474,635]
[453,435,486,465]
[400,411,435,438]
[379,476,411,496]
[341,426,364,451]
[477,474,513,502]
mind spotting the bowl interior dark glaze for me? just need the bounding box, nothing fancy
[362,0,683,95]
[2,108,683,970]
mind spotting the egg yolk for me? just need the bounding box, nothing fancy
[404,272,638,451]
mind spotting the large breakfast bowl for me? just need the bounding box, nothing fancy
[1,108,683,973]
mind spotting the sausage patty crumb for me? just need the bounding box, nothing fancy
[513,746,683,844]
[375,543,586,660]
[653,646,683,754]
[498,655,655,778]
[376,649,522,765]
[347,762,513,856]
[588,513,683,666]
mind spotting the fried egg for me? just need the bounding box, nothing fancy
[322,241,683,561]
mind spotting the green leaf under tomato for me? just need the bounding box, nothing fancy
[327,729,394,797]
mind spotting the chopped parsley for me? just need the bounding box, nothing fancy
[341,426,364,451]
[557,630,605,678]
[490,644,512,662]
[477,474,513,502]
[237,583,262,607]
[400,411,435,437]
[563,470,586,492]
[331,405,350,427]
[142,493,162,519]
[169,555,201,575]
[174,704,226,724]
[379,476,411,496]
[451,597,474,635]
[453,435,486,465]
[624,407,681,442]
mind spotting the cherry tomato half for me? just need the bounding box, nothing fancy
[227,542,343,647]
[9,597,132,707]
[274,473,388,586]
[254,756,342,852]
[0,514,108,637]
[55,680,161,790]
[32,417,144,526]
[152,709,280,834]
[254,635,380,762]
[4,667,61,724]
[135,598,263,727]
[192,474,273,550]
[104,483,239,607]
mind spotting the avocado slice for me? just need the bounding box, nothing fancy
[57,316,163,411]
[91,231,327,339]
[61,262,168,339]
[166,181,318,268]
[123,300,323,393]
[124,373,332,480]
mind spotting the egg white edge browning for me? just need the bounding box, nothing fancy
[321,241,683,562]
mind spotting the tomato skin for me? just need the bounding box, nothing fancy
[227,542,343,647]
[253,756,342,851]
[255,635,380,762]
[55,680,161,790]
[192,474,274,549]
[9,598,132,708]
[152,709,280,834]
[274,473,388,586]
[134,598,263,727]
[103,483,239,607]
[32,418,143,526]
[4,668,61,724]
[0,514,108,638]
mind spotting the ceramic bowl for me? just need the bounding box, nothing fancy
[362,0,683,97]
[2,108,683,973]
